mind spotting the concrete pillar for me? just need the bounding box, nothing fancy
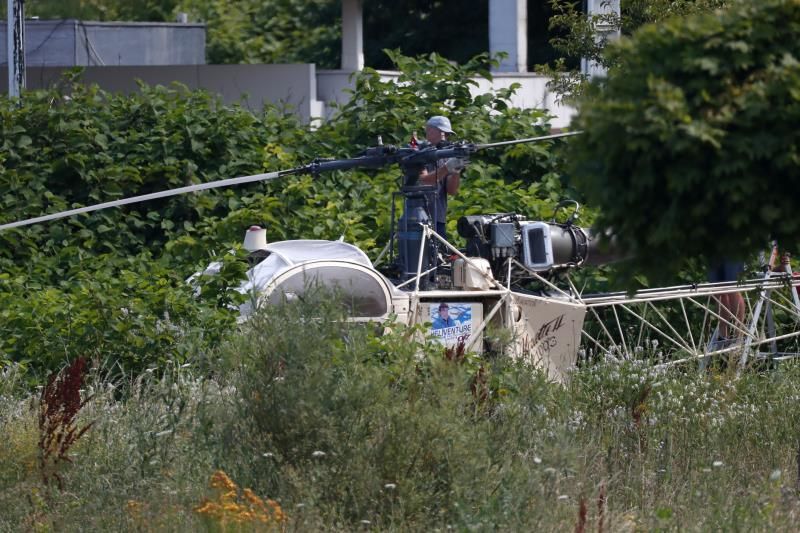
[581,0,620,79]
[7,0,25,97]
[341,0,363,71]
[489,0,527,72]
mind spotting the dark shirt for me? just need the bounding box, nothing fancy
[432,315,456,330]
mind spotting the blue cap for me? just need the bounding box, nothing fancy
[426,115,455,135]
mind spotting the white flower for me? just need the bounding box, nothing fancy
[770,469,782,481]
[311,450,326,458]
[262,452,275,458]
[360,520,371,525]
[557,495,569,500]
[384,483,397,490]
[533,456,542,464]
[712,460,723,468]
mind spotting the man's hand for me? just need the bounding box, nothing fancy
[445,157,467,173]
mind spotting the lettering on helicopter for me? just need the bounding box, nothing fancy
[512,294,586,383]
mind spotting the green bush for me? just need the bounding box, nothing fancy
[1,53,570,378]
[2,298,800,530]
[567,0,800,282]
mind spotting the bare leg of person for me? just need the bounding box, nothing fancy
[718,293,745,340]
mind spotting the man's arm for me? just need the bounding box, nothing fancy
[419,164,447,186]
[419,165,461,195]
[446,170,460,195]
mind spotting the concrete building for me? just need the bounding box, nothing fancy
[1,19,205,67]
[4,0,619,127]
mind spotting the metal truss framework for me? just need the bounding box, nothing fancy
[578,275,800,372]
[393,227,800,374]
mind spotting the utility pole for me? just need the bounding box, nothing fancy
[7,0,25,98]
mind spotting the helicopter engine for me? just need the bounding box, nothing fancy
[456,213,601,285]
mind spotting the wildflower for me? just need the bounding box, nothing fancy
[361,520,371,525]
[712,460,724,468]
[557,494,569,500]
[210,470,238,492]
[384,483,397,490]
[311,450,326,458]
[533,456,542,464]
[196,471,286,525]
[262,452,275,458]
[126,499,145,518]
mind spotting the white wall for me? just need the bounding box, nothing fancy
[317,69,574,128]
[12,65,574,128]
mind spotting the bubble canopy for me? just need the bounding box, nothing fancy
[236,240,396,320]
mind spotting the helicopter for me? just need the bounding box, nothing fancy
[3,131,799,382]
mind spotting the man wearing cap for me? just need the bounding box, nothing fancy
[432,302,456,330]
[418,115,466,239]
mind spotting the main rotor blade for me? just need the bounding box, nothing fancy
[0,167,301,232]
[473,130,582,150]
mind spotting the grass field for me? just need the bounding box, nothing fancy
[2,297,800,531]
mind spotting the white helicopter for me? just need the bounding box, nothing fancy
[3,132,799,382]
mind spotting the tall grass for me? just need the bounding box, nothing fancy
[2,294,800,530]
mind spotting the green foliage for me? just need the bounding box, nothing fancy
[28,0,342,67]
[566,0,800,283]
[28,0,181,22]
[0,251,237,377]
[542,0,729,99]
[325,52,567,237]
[28,0,564,71]
[4,309,800,529]
[0,80,283,376]
[363,0,489,70]
[179,0,342,67]
[0,81,278,262]
[220,295,563,527]
[1,53,568,377]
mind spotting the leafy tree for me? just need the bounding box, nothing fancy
[363,0,485,69]
[1,52,568,377]
[27,0,179,21]
[27,0,342,67]
[542,0,728,98]
[27,0,569,70]
[566,0,800,282]
[179,0,342,67]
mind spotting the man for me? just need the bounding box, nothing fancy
[417,115,466,239]
[708,260,746,349]
[432,302,456,330]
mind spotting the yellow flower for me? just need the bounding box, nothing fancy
[209,470,237,491]
[195,470,288,526]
